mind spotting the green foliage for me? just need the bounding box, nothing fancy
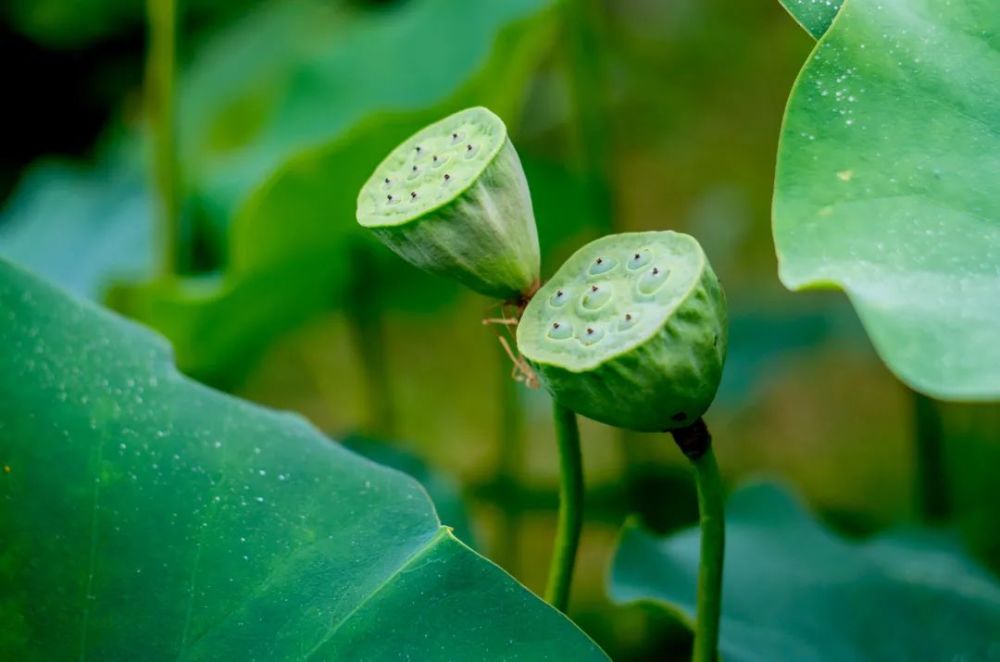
[0,145,153,299]
[773,0,1000,399]
[0,257,606,660]
[125,0,561,384]
[0,0,566,386]
[610,483,1000,661]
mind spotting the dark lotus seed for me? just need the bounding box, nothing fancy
[387,194,393,201]
[557,290,563,296]
[596,257,603,264]
[625,313,632,321]
[412,165,417,172]
[586,328,594,335]
[384,177,390,184]
[652,268,660,275]
[444,173,451,181]
[634,253,640,260]
[452,132,458,139]
[591,285,599,292]
[433,155,438,162]
[553,322,560,329]
[467,144,473,151]
[416,146,422,153]
[410,192,417,199]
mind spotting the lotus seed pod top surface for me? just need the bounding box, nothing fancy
[357,107,507,228]
[517,232,705,372]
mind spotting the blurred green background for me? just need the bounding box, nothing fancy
[2,0,997,658]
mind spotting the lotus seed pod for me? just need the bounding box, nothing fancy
[356,106,540,301]
[516,231,727,432]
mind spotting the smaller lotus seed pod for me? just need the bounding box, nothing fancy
[356,107,540,301]
[516,231,727,432]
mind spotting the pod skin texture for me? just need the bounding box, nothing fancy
[356,107,540,301]
[517,231,727,432]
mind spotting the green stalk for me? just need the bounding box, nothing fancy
[671,419,725,662]
[544,401,584,612]
[912,390,949,523]
[145,0,180,276]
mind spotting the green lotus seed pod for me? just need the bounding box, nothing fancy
[516,231,727,432]
[356,106,540,301]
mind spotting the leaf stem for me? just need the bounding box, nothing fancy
[145,0,180,276]
[671,419,725,662]
[544,401,584,612]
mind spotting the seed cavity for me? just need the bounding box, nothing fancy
[579,325,605,346]
[550,288,569,307]
[589,256,616,275]
[547,321,572,340]
[619,311,639,331]
[628,250,652,271]
[581,284,611,311]
[637,265,669,295]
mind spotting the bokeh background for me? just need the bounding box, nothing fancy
[2,0,997,657]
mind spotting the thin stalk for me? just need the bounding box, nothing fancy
[912,390,949,523]
[671,419,725,662]
[145,0,180,276]
[544,401,584,612]
[347,244,396,437]
[494,347,525,575]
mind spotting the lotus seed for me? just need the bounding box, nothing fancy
[628,250,652,270]
[548,321,573,340]
[410,192,417,199]
[551,289,569,307]
[589,256,617,276]
[444,173,451,181]
[638,266,669,295]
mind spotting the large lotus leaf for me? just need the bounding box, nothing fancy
[610,483,1000,661]
[772,0,1000,399]
[342,435,477,549]
[778,0,843,39]
[0,258,606,659]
